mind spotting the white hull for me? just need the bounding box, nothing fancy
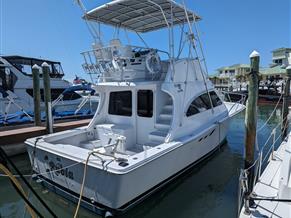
[27,118,229,210]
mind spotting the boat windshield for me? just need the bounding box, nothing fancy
[4,56,64,78]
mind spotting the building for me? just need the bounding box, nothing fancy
[271,48,291,67]
[210,47,291,85]
[209,64,250,86]
[217,64,250,81]
[260,47,291,81]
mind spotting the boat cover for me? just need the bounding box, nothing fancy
[62,84,95,96]
[85,0,201,33]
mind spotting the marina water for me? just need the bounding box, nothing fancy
[0,105,285,218]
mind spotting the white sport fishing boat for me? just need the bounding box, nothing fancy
[25,0,245,216]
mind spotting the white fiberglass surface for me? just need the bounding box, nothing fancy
[224,102,246,117]
[41,126,156,157]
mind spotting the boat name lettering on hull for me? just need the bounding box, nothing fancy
[48,161,74,180]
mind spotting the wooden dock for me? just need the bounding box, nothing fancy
[0,119,90,156]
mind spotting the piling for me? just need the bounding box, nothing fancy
[244,51,260,191]
[32,65,41,126]
[282,65,291,139]
[42,62,53,134]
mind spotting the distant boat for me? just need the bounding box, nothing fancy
[0,55,98,124]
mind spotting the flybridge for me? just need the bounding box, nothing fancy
[84,0,201,33]
[79,0,205,83]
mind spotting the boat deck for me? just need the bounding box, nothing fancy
[240,136,291,217]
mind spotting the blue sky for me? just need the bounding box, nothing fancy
[0,0,290,82]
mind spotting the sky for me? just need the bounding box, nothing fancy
[0,0,290,82]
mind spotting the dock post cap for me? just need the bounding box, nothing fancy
[249,50,260,58]
[41,62,50,67]
[32,64,41,69]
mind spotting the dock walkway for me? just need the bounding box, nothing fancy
[0,119,90,156]
[240,134,291,217]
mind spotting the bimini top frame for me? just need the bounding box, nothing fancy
[84,0,201,33]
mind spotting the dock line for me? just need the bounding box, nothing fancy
[0,163,38,218]
[0,147,58,218]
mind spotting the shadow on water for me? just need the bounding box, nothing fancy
[0,105,286,218]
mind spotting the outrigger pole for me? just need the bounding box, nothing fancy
[147,0,176,81]
[182,0,214,112]
[75,0,102,44]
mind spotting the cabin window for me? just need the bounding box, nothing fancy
[186,103,200,117]
[186,96,207,117]
[109,91,132,116]
[200,93,212,109]
[210,91,222,107]
[137,90,153,117]
[186,91,222,117]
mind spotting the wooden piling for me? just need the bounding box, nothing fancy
[244,51,260,190]
[282,65,291,139]
[32,65,41,126]
[42,62,53,134]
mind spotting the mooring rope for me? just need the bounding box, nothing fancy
[0,164,37,218]
[244,116,289,173]
[73,143,127,218]
[0,147,57,218]
[238,116,290,215]
[73,151,111,218]
[250,196,291,203]
[257,93,283,133]
[0,159,85,178]
[243,95,289,175]
[262,119,289,165]
[73,152,95,218]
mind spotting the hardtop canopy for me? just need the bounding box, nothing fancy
[85,0,201,33]
[1,55,61,65]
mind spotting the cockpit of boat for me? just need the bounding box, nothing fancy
[44,82,171,155]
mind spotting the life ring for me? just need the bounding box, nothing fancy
[145,50,161,75]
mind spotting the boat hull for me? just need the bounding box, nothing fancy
[26,119,230,213]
